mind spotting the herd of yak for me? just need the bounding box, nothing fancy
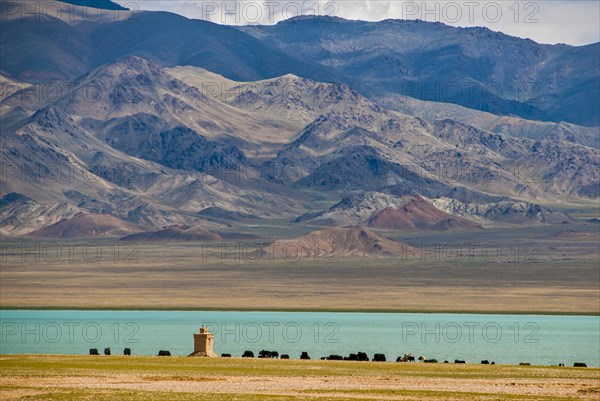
[87,348,588,367]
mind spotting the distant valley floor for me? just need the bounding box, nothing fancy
[1,224,598,314]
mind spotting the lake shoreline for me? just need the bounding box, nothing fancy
[2,353,599,367]
[1,306,599,316]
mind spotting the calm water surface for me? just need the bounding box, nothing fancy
[1,310,598,366]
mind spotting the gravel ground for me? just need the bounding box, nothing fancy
[2,355,600,400]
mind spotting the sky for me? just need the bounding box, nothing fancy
[113,0,600,45]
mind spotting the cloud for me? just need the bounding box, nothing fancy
[115,0,600,45]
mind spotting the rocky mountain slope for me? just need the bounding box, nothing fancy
[296,191,569,229]
[239,16,599,126]
[1,2,598,243]
[2,56,597,239]
[3,1,598,126]
[1,57,310,235]
[297,193,481,230]
[430,197,572,225]
[0,0,333,83]
[0,193,81,237]
[26,212,143,239]
[376,92,600,149]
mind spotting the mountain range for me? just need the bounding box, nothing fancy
[2,0,598,126]
[1,0,598,245]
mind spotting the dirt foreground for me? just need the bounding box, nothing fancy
[1,355,599,400]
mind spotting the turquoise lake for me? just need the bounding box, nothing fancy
[1,310,598,366]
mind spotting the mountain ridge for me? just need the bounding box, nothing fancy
[2,1,598,125]
[1,14,598,243]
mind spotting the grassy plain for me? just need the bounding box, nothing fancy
[1,355,599,400]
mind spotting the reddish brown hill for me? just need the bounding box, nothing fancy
[367,197,480,230]
[266,226,413,259]
[27,213,143,239]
